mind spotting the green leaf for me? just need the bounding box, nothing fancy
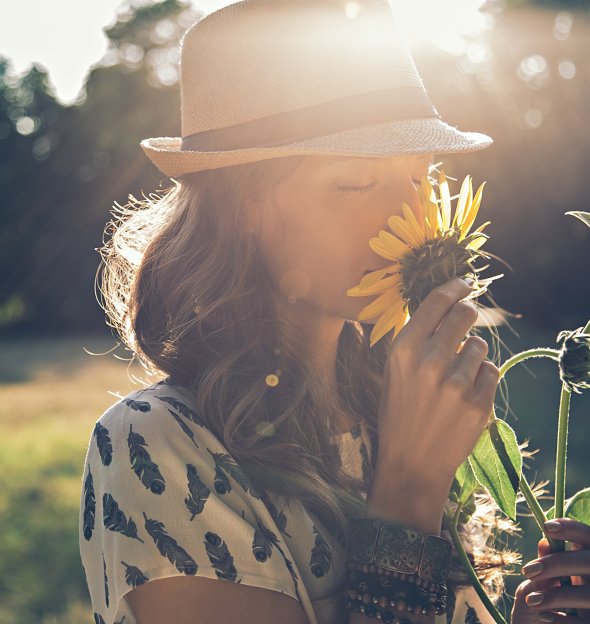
[455,458,479,504]
[546,487,590,523]
[566,211,590,229]
[468,419,522,520]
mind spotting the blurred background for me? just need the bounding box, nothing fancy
[0,0,589,621]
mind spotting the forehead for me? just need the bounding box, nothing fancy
[301,153,433,172]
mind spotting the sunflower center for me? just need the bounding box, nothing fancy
[399,228,478,316]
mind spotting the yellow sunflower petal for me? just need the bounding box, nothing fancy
[402,203,426,242]
[460,181,485,238]
[438,170,451,231]
[424,202,440,238]
[391,309,410,340]
[357,266,393,289]
[467,234,488,250]
[453,175,472,229]
[347,274,401,297]
[387,215,425,248]
[358,289,398,322]
[369,237,402,261]
[378,229,412,258]
[369,300,406,347]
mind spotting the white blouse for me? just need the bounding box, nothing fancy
[79,378,496,624]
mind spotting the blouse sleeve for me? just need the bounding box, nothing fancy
[78,389,301,624]
[449,584,500,624]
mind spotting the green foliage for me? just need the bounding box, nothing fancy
[468,419,522,520]
[546,487,590,522]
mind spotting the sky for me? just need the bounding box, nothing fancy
[0,0,488,106]
[0,0,232,105]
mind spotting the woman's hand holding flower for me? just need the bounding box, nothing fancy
[512,519,590,624]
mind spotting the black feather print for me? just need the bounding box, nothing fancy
[359,438,372,488]
[103,493,145,543]
[309,524,332,578]
[103,552,109,608]
[115,617,127,624]
[94,613,106,624]
[127,424,166,494]
[465,603,481,624]
[155,395,205,427]
[82,466,96,541]
[260,491,291,538]
[93,422,113,466]
[282,555,302,603]
[446,588,456,624]
[121,561,150,588]
[123,398,152,412]
[143,511,198,575]
[204,531,238,581]
[185,463,211,520]
[207,449,261,499]
[350,422,362,439]
[252,520,279,562]
[166,408,199,448]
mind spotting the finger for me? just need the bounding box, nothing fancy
[404,277,473,339]
[429,299,479,361]
[544,519,590,549]
[524,585,590,611]
[450,336,489,385]
[536,610,582,624]
[522,550,590,582]
[472,360,501,403]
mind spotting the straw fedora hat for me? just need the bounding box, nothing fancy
[140,0,492,178]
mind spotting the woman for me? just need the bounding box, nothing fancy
[79,1,590,624]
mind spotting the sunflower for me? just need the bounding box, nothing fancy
[347,170,500,347]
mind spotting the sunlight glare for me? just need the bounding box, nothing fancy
[391,0,492,53]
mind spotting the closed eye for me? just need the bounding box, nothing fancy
[337,182,378,194]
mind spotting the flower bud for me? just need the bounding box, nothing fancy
[557,326,590,394]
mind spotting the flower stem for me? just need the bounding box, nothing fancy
[498,348,560,379]
[445,505,507,624]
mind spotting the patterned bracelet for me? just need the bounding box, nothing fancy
[349,518,453,585]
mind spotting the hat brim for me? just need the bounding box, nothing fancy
[140,117,492,178]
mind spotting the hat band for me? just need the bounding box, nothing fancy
[181,86,438,152]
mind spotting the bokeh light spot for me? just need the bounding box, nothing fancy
[265,374,279,387]
[558,60,576,80]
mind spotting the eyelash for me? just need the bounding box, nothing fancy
[337,182,377,194]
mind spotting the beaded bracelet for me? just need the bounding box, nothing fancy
[344,561,447,617]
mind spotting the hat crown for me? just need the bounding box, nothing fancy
[179,0,427,138]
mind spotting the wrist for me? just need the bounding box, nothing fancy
[365,467,453,534]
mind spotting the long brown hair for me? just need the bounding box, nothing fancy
[98,155,520,600]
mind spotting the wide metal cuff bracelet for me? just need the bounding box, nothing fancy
[349,518,452,584]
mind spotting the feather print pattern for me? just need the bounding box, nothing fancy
[251,520,278,562]
[259,490,291,537]
[166,408,199,448]
[465,603,481,624]
[103,552,109,608]
[185,463,210,520]
[204,531,238,581]
[309,524,332,578]
[94,613,106,624]
[122,398,152,412]
[207,449,261,500]
[143,511,198,575]
[82,466,96,541]
[121,561,149,588]
[155,395,205,427]
[103,493,145,543]
[93,422,113,466]
[127,424,166,494]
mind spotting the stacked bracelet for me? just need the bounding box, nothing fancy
[349,518,453,584]
[343,518,453,620]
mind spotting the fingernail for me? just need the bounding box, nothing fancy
[539,612,555,623]
[526,592,544,606]
[463,277,474,286]
[544,520,561,532]
[522,561,543,577]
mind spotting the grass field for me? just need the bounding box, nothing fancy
[0,325,588,623]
